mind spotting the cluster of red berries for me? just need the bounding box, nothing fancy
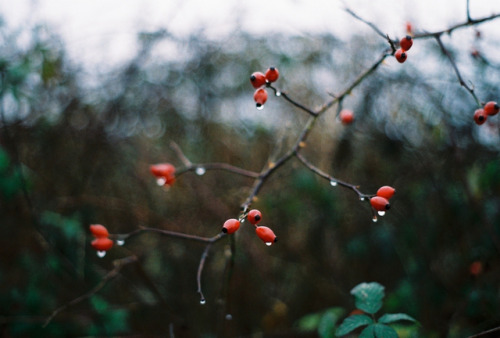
[222,209,277,245]
[473,101,499,125]
[370,186,395,214]
[250,67,280,109]
[150,163,176,187]
[339,109,355,125]
[395,36,413,64]
[89,224,114,252]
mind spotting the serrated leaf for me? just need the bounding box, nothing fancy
[335,315,373,336]
[378,313,417,324]
[360,324,398,338]
[351,282,385,314]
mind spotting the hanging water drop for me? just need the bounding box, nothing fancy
[200,299,206,305]
[156,177,166,186]
[195,167,206,176]
[116,239,125,246]
[256,105,264,110]
[225,314,233,320]
[97,251,106,258]
[359,197,365,201]
[372,216,378,223]
[377,211,386,216]
[330,180,338,187]
[275,91,281,97]
[265,242,272,246]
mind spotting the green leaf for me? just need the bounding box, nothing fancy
[335,315,373,336]
[318,308,344,338]
[296,312,322,331]
[360,324,398,338]
[378,313,417,324]
[351,282,385,314]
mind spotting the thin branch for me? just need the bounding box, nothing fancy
[434,35,481,106]
[268,85,317,117]
[177,162,260,178]
[344,7,388,40]
[43,256,138,328]
[466,0,471,22]
[468,326,500,338]
[114,226,225,244]
[414,13,500,39]
[170,141,192,166]
[197,243,214,304]
[294,151,369,200]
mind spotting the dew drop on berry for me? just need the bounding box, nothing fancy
[330,180,338,187]
[257,105,265,110]
[275,91,281,97]
[372,215,378,223]
[116,239,125,246]
[377,211,386,216]
[200,299,206,305]
[156,177,166,186]
[265,242,273,246]
[225,314,233,320]
[195,167,206,176]
[97,251,106,258]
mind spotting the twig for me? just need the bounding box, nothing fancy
[170,141,192,166]
[344,7,388,41]
[434,35,481,106]
[468,325,500,338]
[43,256,138,328]
[197,243,214,304]
[114,226,225,244]
[414,13,500,39]
[294,151,369,200]
[177,162,260,178]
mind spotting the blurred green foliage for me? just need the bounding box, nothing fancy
[0,10,500,337]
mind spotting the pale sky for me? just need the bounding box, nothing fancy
[1,0,500,69]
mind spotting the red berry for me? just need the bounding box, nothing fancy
[254,88,268,108]
[222,218,240,234]
[265,67,279,83]
[255,226,277,245]
[473,109,487,125]
[370,196,390,212]
[150,163,176,186]
[247,209,262,225]
[400,36,413,51]
[339,109,354,125]
[91,237,114,251]
[150,163,175,178]
[376,186,396,200]
[405,22,413,35]
[89,224,109,238]
[469,261,483,276]
[395,49,407,63]
[484,101,499,116]
[250,72,266,89]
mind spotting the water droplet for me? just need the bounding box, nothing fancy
[265,242,272,246]
[359,197,365,201]
[97,251,106,258]
[275,91,281,97]
[256,105,264,110]
[330,180,338,187]
[116,239,125,246]
[377,211,386,216]
[156,177,166,186]
[200,299,206,305]
[240,218,245,223]
[372,216,378,223]
[195,167,206,176]
[225,314,233,320]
